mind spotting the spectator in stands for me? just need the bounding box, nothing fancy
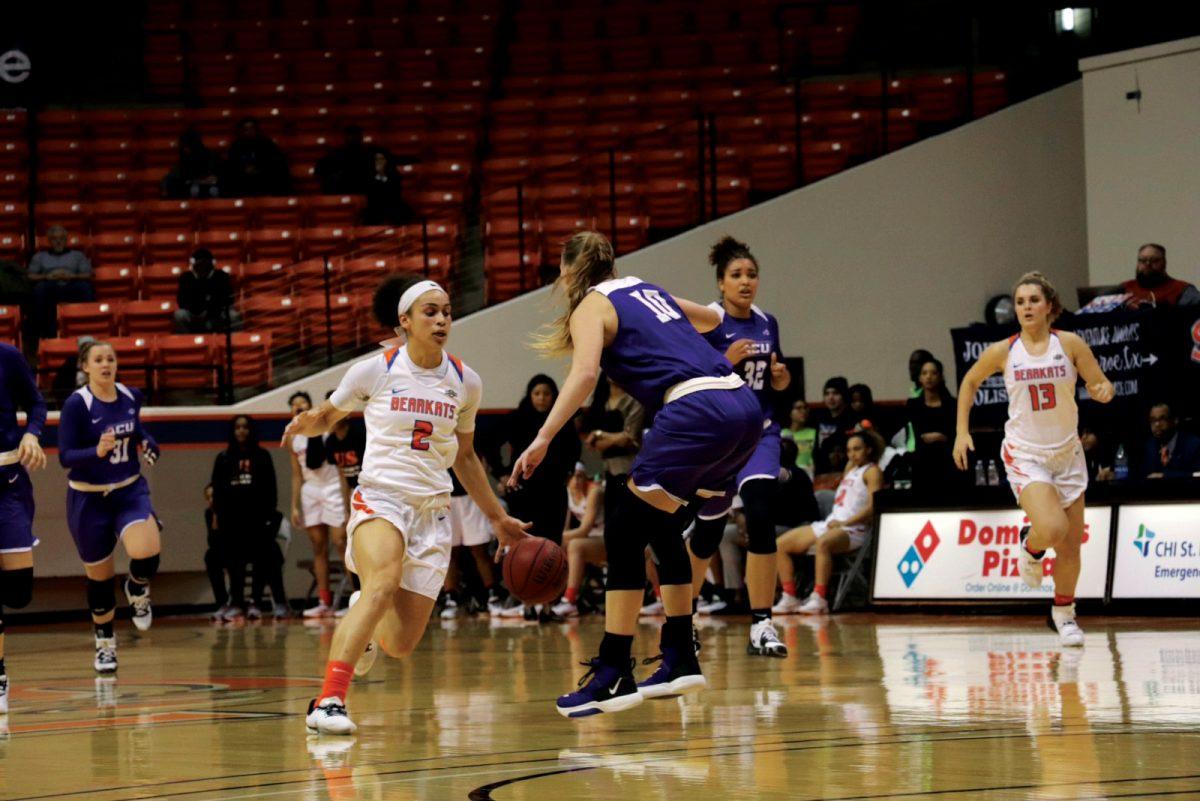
[1080,425,1113,482]
[906,357,960,490]
[203,483,233,620]
[811,376,854,472]
[782,399,816,476]
[1122,244,1200,308]
[223,117,290,197]
[1141,402,1200,479]
[315,125,374,195]
[28,225,94,339]
[849,382,896,440]
[900,348,936,451]
[162,129,221,199]
[174,248,241,333]
[361,150,414,225]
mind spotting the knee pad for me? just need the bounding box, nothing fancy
[739,478,778,555]
[1,567,34,609]
[129,554,160,584]
[688,515,726,561]
[86,577,116,616]
[603,496,683,591]
[647,524,692,587]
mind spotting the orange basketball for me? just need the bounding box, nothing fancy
[502,536,569,606]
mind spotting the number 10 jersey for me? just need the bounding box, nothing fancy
[329,345,481,500]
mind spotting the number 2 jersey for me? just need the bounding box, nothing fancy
[1003,332,1078,450]
[591,276,736,412]
[702,302,782,426]
[58,383,157,484]
[329,345,481,500]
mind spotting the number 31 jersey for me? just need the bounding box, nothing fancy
[703,302,782,424]
[329,346,481,500]
[1003,332,1078,450]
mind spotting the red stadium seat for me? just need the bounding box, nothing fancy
[123,299,178,335]
[88,139,138,170]
[248,228,299,261]
[640,148,695,181]
[143,231,195,263]
[883,108,919,151]
[590,180,642,220]
[92,266,138,301]
[36,201,87,234]
[484,217,539,253]
[743,143,797,192]
[485,249,541,303]
[299,292,358,348]
[249,196,305,228]
[912,73,967,124]
[643,178,699,228]
[289,258,340,295]
[195,230,246,262]
[0,305,21,350]
[225,331,273,387]
[609,214,649,255]
[108,336,155,390]
[141,200,198,232]
[240,294,299,342]
[38,140,86,171]
[36,338,81,391]
[801,140,851,182]
[300,226,352,257]
[89,201,141,234]
[341,256,392,294]
[1,233,25,260]
[153,333,220,390]
[239,260,291,296]
[89,233,142,266]
[140,263,186,298]
[58,302,121,338]
[0,172,25,203]
[304,195,362,227]
[540,217,593,252]
[973,71,1009,117]
[539,185,589,217]
[195,198,252,230]
[712,175,751,217]
[36,170,83,201]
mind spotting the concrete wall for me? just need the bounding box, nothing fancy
[1080,36,1200,287]
[242,82,1089,410]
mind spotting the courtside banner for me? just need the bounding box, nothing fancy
[872,508,1112,600]
[1111,503,1200,599]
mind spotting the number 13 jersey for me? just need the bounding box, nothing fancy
[329,346,481,499]
[1003,332,1078,450]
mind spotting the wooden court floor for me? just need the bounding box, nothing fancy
[1,613,1198,801]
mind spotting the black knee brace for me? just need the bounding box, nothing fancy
[647,518,692,587]
[86,577,116,617]
[604,496,690,591]
[739,478,778,556]
[688,515,727,561]
[1,567,34,609]
[129,554,160,584]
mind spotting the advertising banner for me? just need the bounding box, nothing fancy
[1111,503,1200,598]
[873,507,1112,600]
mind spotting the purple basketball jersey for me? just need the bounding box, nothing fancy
[702,303,782,421]
[58,384,155,485]
[592,277,734,411]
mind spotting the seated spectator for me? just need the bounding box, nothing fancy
[813,437,848,490]
[162,129,221,199]
[314,125,375,194]
[223,117,290,197]
[781,399,816,476]
[906,357,962,490]
[361,150,414,225]
[1080,425,1113,482]
[775,438,820,527]
[811,376,855,472]
[550,467,606,619]
[1122,244,1199,308]
[174,249,242,333]
[1141,402,1200,479]
[849,382,896,440]
[563,463,603,546]
[900,348,936,450]
[773,429,885,615]
[28,225,94,339]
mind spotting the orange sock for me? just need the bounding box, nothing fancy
[565,587,579,603]
[783,581,797,597]
[319,590,333,607]
[1053,594,1074,606]
[814,584,828,599]
[319,660,353,702]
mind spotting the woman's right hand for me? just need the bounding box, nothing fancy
[952,433,974,471]
[290,507,304,530]
[96,430,117,458]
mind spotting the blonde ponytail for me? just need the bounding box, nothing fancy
[530,231,615,357]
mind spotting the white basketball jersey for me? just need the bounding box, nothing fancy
[291,434,341,487]
[1003,332,1078,449]
[829,464,870,524]
[329,346,481,499]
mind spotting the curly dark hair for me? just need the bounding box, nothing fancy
[372,273,428,330]
[709,235,758,280]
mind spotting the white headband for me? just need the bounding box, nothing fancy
[397,280,445,317]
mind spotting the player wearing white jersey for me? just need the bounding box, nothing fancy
[287,276,529,735]
[954,272,1113,647]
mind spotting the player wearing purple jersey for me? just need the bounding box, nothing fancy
[690,237,791,658]
[0,343,48,714]
[58,340,162,673]
[510,232,762,718]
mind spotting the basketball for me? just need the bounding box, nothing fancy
[502,537,568,606]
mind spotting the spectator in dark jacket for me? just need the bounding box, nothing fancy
[499,374,581,546]
[315,125,375,194]
[905,357,963,491]
[362,150,415,225]
[810,376,856,473]
[174,249,241,333]
[1141,402,1200,479]
[210,414,288,620]
[162,129,221,199]
[223,117,290,197]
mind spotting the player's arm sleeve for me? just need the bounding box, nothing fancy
[3,346,46,438]
[455,366,483,434]
[58,397,100,468]
[328,357,377,412]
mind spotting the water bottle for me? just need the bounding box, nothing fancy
[975,459,986,486]
[1114,445,1129,481]
[987,459,1000,486]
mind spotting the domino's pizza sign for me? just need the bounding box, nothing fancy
[873,508,1111,601]
[896,521,941,587]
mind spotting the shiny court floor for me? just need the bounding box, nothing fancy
[1,613,1198,800]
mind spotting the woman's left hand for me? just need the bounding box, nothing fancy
[508,435,550,487]
[769,353,790,389]
[1087,380,1115,404]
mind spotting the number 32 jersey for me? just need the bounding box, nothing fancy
[1003,332,1078,450]
[703,302,782,424]
[329,346,481,500]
